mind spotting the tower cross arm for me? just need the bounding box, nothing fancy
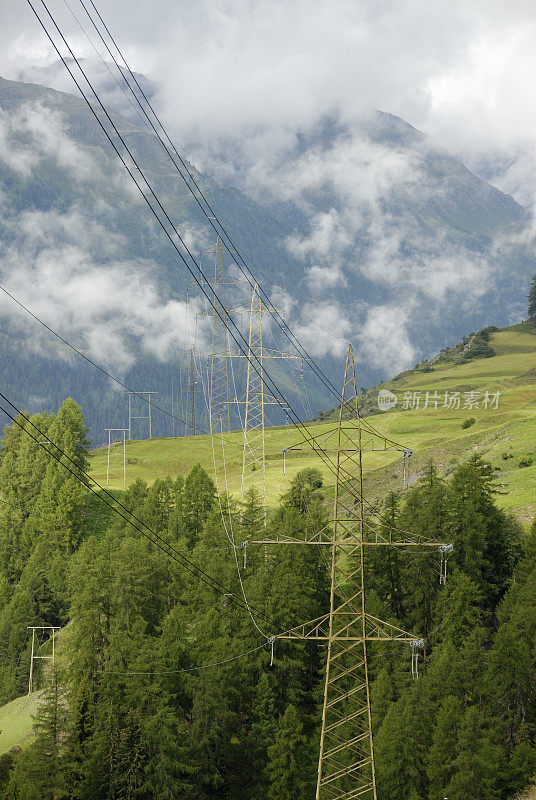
[284,424,406,454]
[275,612,423,643]
[227,347,300,359]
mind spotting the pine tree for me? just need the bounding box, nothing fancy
[375,695,412,800]
[427,695,463,799]
[503,738,536,798]
[397,466,449,636]
[448,456,519,609]
[11,668,69,799]
[486,622,535,749]
[370,667,397,733]
[266,704,311,800]
[174,464,216,547]
[435,570,483,647]
[446,706,501,800]
[280,468,323,515]
[251,672,277,755]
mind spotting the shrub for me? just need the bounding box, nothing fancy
[461,418,476,429]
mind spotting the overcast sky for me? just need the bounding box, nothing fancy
[2,0,536,203]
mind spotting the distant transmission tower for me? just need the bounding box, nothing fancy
[105,427,128,485]
[125,392,157,440]
[27,625,60,694]
[185,346,197,436]
[252,344,446,800]
[197,236,249,434]
[231,283,299,511]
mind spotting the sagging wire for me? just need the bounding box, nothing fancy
[194,347,273,644]
[74,0,347,401]
[58,641,271,677]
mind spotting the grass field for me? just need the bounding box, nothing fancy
[0,627,70,755]
[0,691,43,754]
[89,324,536,521]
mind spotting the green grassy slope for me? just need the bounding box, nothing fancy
[89,323,536,521]
[0,626,70,755]
[0,692,43,754]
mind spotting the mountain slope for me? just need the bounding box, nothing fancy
[0,72,535,439]
[89,322,536,521]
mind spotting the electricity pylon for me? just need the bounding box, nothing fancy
[230,283,299,511]
[28,625,60,694]
[105,427,128,485]
[185,345,197,436]
[124,392,157,440]
[252,344,445,800]
[197,236,249,434]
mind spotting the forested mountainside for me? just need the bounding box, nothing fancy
[1,400,536,799]
[0,73,535,440]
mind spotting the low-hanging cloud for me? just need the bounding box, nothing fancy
[0,101,105,182]
[0,211,202,371]
[3,0,536,207]
[293,302,351,359]
[357,304,416,375]
[0,101,204,372]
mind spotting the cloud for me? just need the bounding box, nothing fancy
[287,209,353,263]
[0,223,201,371]
[357,304,416,375]
[3,0,536,206]
[0,100,106,183]
[293,302,351,358]
[360,216,492,302]
[0,98,211,372]
[304,263,347,293]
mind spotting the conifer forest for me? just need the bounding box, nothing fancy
[0,401,535,799]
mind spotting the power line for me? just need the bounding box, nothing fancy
[24,0,350,490]
[0,390,273,627]
[52,641,271,677]
[0,282,252,453]
[1,265,406,538]
[27,0,314,445]
[26,0,410,515]
[77,0,344,402]
[0,283,196,435]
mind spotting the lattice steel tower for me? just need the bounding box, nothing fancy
[185,345,197,436]
[198,236,248,434]
[230,283,299,511]
[252,344,445,800]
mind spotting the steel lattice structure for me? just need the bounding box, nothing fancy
[252,345,443,800]
[185,345,197,436]
[197,236,248,434]
[230,283,299,511]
